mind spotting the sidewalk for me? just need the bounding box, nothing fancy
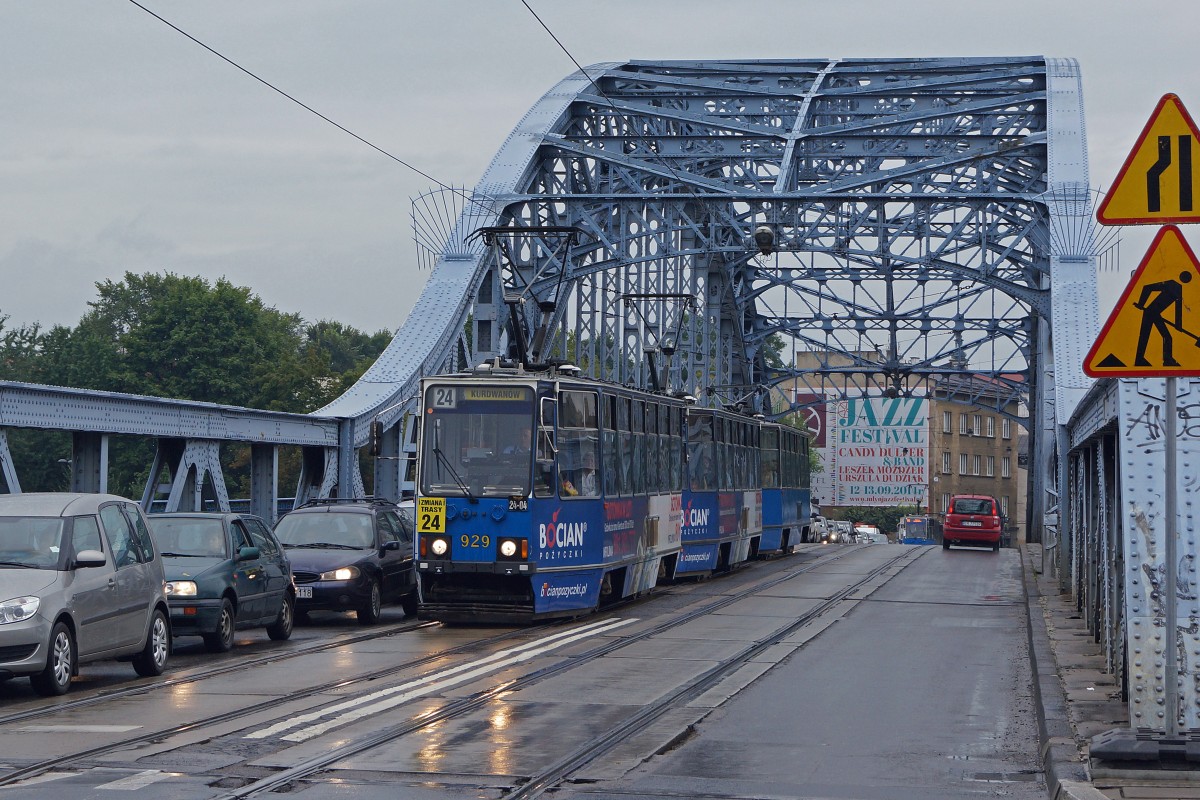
[1024,544,1200,800]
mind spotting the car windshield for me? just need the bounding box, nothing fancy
[150,517,228,558]
[0,516,66,569]
[274,512,374,549]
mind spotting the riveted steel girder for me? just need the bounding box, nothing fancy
[324,58,1098,516]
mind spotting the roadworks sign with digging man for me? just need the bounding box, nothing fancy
[1085,225,1200,377]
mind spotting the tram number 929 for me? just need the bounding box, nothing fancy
[461,534,490,549]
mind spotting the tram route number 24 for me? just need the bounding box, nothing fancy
[417,498,446,533]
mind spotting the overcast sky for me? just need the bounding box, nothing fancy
[2,1,1194,335]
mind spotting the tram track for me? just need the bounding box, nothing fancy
[0,618,437,728]
[503,547,929,800]
[212,545,923,798]
[0,542,875,792]
[0,618,564,786]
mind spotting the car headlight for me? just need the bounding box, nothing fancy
[165,580,198,597]
[430,538,449,556]
[319,566,360,581]
[0,596,40,625]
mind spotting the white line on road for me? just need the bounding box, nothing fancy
[245,617,637,742]
[98,770,173,790]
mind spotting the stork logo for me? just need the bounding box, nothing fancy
[539,508,587,549]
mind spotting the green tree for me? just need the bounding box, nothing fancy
[0,274,393,497]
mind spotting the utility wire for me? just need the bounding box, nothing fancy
[126,0,473,203]
[518,0,722,206]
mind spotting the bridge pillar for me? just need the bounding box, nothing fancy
[295,447,339,505]
[249,443,279,524]
[141,438,229,512]
[372,418,402,502]
[70,432,108,494]
[0,429,19,494]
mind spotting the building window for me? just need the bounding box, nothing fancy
[1002,456,1012,478]
[942,410,952,433]
[1002,418,1012,439]
[942,451,951,474]
[986,417,995,438]
[1002,496,1010,516]
[972,414,981,436]
[986,455,995,477]
[959,453,968,474]
[972,454,982,475]
[941,492,951,513]
[959,413,969,434]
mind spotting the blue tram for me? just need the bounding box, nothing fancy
[413,361,811,622]
[415,363,687,623]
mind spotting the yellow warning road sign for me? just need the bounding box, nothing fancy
[1097,94,1200,225]
[1085,226,1200,376]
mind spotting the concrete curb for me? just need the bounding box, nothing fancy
[1021,546,1094,800]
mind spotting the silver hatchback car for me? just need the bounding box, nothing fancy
[0,493,171,696]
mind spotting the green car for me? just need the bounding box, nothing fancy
[149,513,294,652]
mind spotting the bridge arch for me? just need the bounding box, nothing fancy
[315,57,1097,547]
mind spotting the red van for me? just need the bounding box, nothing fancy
[942,495,1003,551]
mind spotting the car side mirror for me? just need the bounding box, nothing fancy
[237,546,260,561]
[380,540,401,552]
[74,549,106,568]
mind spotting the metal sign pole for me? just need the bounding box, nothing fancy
[1164,376,1179,737]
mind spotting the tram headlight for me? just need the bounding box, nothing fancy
[497,537,527,561]
[430,537,449,557]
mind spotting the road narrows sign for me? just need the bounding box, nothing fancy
[1096,94,1200,225]
[1084,225,1200,377]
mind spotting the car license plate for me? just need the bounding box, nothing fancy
[962,520,983,527]
[296,586,313,598]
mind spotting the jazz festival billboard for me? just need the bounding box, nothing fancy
[826,397,929,507]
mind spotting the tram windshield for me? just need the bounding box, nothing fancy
[420,384,536,498]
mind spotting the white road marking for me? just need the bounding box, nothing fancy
[98,770,172,790]
[8,772,72,787]
[245,617,637,742]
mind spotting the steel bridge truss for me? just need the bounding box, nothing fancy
[357,58,1099,532]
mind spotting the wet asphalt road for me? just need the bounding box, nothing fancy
[0,544,1045,800]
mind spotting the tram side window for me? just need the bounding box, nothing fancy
[761,427,780,489]
[668,406,683,492]
[687,412,716,491]
[619,397,632,496]
[719,420,734,490]
[799,433,811,488]
[632,400,646,494]
[603,395,619,497]
[651,404,664,493]
[737,423,750,490]
[559,390,600,498]
[786,431,800,488]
